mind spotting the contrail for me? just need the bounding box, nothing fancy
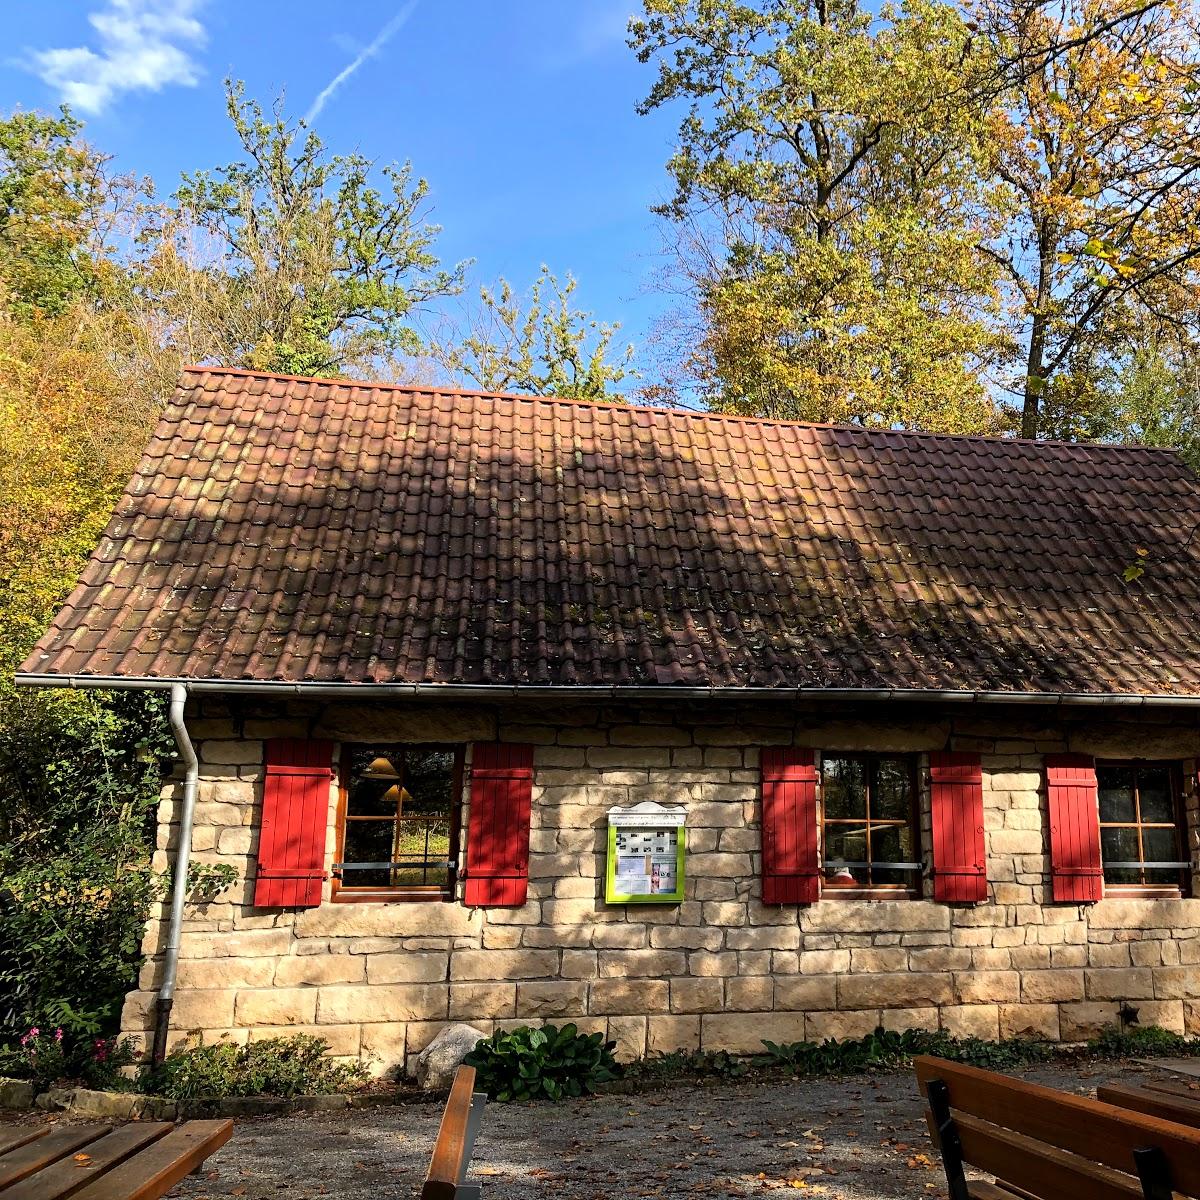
[304,1,418,124]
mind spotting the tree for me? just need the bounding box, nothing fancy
[978,0,1200,437]
[0,108,111,317]
[630,0,1014,430]
[139,81,467,378]
[430,266,636,400]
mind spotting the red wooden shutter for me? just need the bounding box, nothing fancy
[760,748,820,904]
[254,738,335,908]
[464,743,534,907]
[1045,753,1103,903]
[930,751,987,902]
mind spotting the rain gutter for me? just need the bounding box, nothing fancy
[152,682,199,1065]
[14,673,1200,708]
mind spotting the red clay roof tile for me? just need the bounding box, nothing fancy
[17,366,1200,695]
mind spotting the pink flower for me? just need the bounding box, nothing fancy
[29,1027,39,1038]
[54,1029,63,1043]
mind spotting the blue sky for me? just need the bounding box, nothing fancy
[2,0,681,371]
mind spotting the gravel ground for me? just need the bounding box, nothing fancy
[142,1060,1158,1200]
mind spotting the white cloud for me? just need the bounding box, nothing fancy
[28,0,207,115]
[304,2,418,125]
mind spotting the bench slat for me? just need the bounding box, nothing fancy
[927,1110,1148,1200]
[1142,1078,1200,1102]
[0,1133,49,1160]
[915,1055,1200,1194]
[0,1125,173,1200]
[0,1130,112,1192]
[65,1122,232,1200]
[422,1066,478,1200]
[1097,1082,1200,1129]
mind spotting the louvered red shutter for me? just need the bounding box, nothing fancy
[760,748,820,904]
[1045,753,1103,903]
[930,751,987,902]
[254,738,335,908]
[464,743,534,907]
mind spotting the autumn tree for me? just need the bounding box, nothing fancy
[430,266,635,400]
[978,0,1200,438]
[0,108,113,317]
[630,0,1013,431]
[139,81,467,378]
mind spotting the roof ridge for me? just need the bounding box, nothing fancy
[180,365,1188,457]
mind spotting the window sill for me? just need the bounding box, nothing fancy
[1103,885,1188,900]
[820,887,921,901]
[331,888,455,904]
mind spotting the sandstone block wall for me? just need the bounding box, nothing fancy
[122,698,1200,1075]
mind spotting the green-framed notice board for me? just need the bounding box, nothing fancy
[605,801,687,904]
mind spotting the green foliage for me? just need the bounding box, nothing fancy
[631,0,1012,428]
[464,1023,620,1102]
[432,265,635,400]
[1087,1024,1200,1059]
[0,107,109,317]
[0,689,174,1046]
[141,79,467,378]
[0,1025,138,1091]
[140,1035,370,1100]
[754,1027,1053,1075]
[625,1047,751,1082]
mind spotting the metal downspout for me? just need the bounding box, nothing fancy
[152,682,199,1065]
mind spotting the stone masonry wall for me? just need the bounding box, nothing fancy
[122,698,1200,1076]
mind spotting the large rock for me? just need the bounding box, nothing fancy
[411,1023,487,1090]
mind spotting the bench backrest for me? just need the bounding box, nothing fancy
[914,1056,1200,1200]
[422,1065,487,1200]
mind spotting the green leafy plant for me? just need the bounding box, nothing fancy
[463,1023,619,1102]
[625,1047,750,1082]
[139,1035,370,1100]
[1087,1025,1200,1059]
[754,1027,1053,1075]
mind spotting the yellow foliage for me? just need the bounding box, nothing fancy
[0,301,160,678]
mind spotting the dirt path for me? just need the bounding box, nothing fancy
[155,1060,1157,1200]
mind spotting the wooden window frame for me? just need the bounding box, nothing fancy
[332,743,465,904]
[819,752,922,899]
[1096,759,1191,899]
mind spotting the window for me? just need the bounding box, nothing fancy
[820,754,921,894]
[1097,762,1189,894]
[334,744,463,901]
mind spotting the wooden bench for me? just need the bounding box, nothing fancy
[0,1120,231,1200]
[914,1055,1200,1200]
[420,1065,487,1200]
[1099,1076,1200,1129]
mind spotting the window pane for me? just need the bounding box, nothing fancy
[822,758,866,819]
[1137,769,1175,824]
[1141,825,1180,867]
[342,819,396,888]
[1098,768,1136,823]
[871,824,915,887]
[1101,826,1140,885]
[873,759,913,820]
[403,749,456,813]
[824,828,868,885]
[346,748,404,817]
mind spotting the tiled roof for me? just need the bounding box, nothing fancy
[19,366,1200,696]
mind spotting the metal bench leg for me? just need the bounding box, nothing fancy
[1133,1146,1172,1200]
[926,1079,969,1200]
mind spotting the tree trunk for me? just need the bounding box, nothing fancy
[1021,312,1046,439]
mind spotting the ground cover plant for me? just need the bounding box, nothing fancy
[464,1023,620,1102]
[138,1035,370,1101]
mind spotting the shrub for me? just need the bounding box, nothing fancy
[0,689,174,1054]
[464,1023,619,1102]
[755,1028,1053,1075]
[1088,1025,1200,1059]
[140,1035,370,1100]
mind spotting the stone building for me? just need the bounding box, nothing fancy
[18,366,1200,1076]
